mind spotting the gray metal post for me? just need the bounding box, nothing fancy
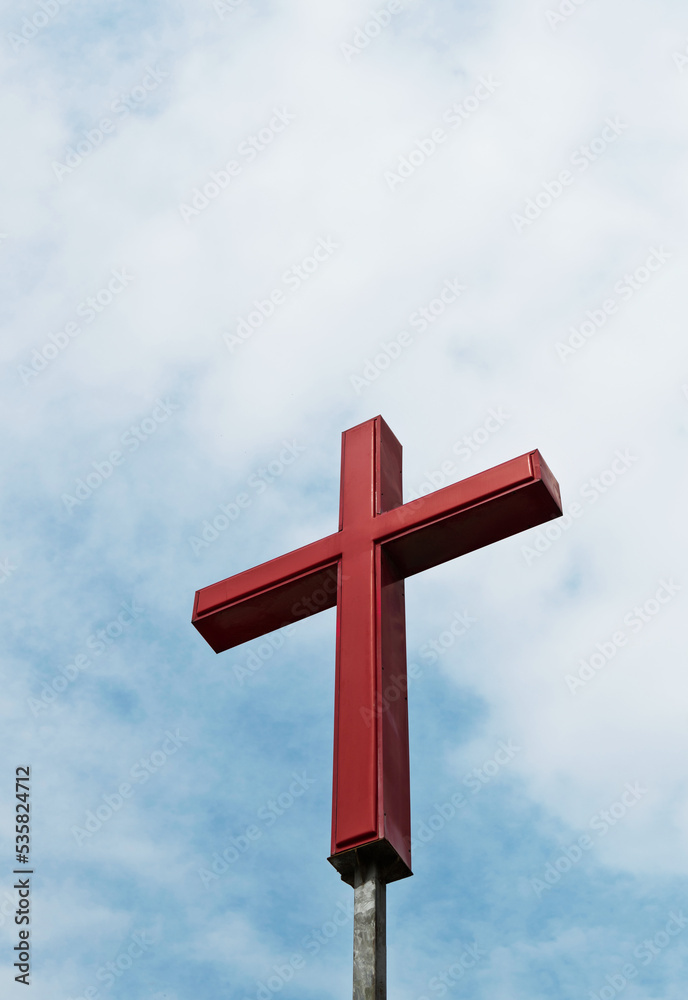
[353,865,386,1000]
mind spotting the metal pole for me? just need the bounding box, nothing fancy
[353,863,386,1000]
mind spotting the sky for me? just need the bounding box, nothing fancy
[1,0,688,997]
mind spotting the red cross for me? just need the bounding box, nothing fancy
[192,416,562,884]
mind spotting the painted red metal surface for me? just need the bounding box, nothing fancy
[193,416,562,883]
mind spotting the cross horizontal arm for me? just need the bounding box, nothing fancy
[192,533,341,653]
[378,451,561,577]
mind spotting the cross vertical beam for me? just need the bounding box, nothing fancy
[330,418,411,885]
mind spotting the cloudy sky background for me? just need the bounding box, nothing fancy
[1,0,688,997]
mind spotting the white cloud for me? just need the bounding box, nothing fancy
[3,0,688,996]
